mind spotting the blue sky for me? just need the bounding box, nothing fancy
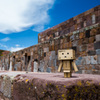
[0,0,100,52]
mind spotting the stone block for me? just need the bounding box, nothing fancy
[87,43,94,51]
[82,38,89,44]
[97,55,100,64]
[62,43,65,49]
[96,16,100,23]
[85,70,92,74]
[74,33,79,40]
[79,32,85,39]
[94,41,100,50]
[60,39,63,44]
[88,50,96,55]
[46,67,51,73]
[13,73,100,100]
[39,60,44,72]
[49,51,56,60]
[77,65,84,70]
[0,71,26,100]
[90,28,97,36]
[51,60,56,67]
[75,57,83,66]
[95,65,100,70]
[63,43,67,49]
[44,47,49,52]
[88,65,93,70]
[81,57,86,65]
[96,27,100,34]
[66,36,70,42]
[84,65,91,70]
[51,66,56,72]
[85,56,91,64]
[79,51,88,56]
[77,46,81,52]
[82,70,92,74]
[91,56,98,64]
[70,35,75,41]
[86,19,92,26]
[78,45,87,52]
[89,36,95,43]
[96,49,100,55]
[82,70,86,74]
[95,34,100,42]
[78,39,83,45]
[76,70,82,74]
[66,41,72,48]
[92,70,99,74]
[72,40,78,47]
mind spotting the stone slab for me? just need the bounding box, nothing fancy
[96,49,100,55]
[97,55,100,64]
[13,72,100,100]
[0,71,26,99]
[91,56,98,64]
[94,41,100,50]
[95,34,100,42]
[0,70,100,100]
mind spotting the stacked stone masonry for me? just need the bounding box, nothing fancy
[0,5,100,74]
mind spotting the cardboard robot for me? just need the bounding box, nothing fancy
[58,49,78,78]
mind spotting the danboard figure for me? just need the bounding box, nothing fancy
[58,49,78,78]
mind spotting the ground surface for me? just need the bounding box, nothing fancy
[0,71,100,100]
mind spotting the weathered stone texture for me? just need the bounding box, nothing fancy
[96,49,100,55]
[95,34,100,42]
[89,36,95,43]
[88,50,96,55]
[13,73,100,100]
[85,56,91,64]
[0,71,99,100]
[0,71,26,100]
[97,55,100,64]
[91,56,98,64]
[87,43,94,51]
[94,41,100,50]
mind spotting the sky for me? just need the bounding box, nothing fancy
[0,0,100,52]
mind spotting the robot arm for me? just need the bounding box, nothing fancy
[72,60,78,72]
[58,61,63,72]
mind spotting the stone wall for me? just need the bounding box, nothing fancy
[38,5,100,43]
[37,23,100,74]
[0,5,100,74]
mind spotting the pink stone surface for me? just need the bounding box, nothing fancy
[12,72,100,100]
[14,72,100,84]
[0,71,100,100]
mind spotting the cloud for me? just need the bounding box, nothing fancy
[33,25,45,32]
[0,43,25,52]
[10,47,25,52]
[0,37,10,42]
[0,0,55,34]
[0,43,8,50]
[10,44,25,52]
[15,44,20,47]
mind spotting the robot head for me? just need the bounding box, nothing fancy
[58,49,75,60]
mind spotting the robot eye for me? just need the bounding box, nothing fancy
[62,53,64,55]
